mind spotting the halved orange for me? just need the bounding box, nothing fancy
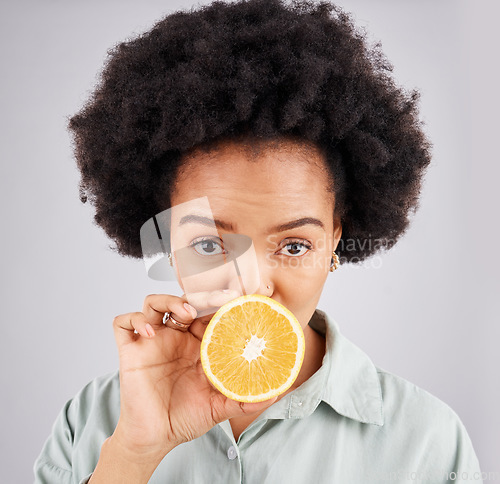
[200,294,305,403]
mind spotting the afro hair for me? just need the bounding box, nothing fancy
[68,0,431,264]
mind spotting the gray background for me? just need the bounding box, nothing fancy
[1,0,498,482]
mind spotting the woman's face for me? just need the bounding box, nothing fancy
[169,137,342,329]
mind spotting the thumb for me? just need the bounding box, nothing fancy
[219,394,279,421]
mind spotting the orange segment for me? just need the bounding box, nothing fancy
[200,294,305,402]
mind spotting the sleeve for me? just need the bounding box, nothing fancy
[33,398,82,484]
[33,371,119,484]
[422,399,484,483]
[446,415,483,484]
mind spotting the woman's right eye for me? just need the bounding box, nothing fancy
[190,238,225,256]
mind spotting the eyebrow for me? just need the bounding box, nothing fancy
[178,214,324,233]
[178,214,235,231]
[268,217,325,233]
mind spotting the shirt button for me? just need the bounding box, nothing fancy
[227,445,237,460]
[297,401,303,406]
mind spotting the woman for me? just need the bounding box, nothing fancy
[34,0,482,482]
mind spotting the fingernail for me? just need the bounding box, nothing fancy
[222,289,231,293]
[184,303,197,319]
[145,323,155,338]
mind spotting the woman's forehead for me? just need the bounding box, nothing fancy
[171,173,335,234]
[171,138,334,208]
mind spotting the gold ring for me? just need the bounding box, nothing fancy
[164,312,189,331]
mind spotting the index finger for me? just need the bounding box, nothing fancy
[141,294,196,328]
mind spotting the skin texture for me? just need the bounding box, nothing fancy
[170,137,342,439]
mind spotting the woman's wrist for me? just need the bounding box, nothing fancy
[89,434,174,483]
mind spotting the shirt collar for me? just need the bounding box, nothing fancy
[259,309,384,426]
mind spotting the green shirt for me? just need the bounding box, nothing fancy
[34,309,483,483]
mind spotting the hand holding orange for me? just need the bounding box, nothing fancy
[200,295,305,403]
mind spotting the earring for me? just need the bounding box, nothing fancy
[167,252,173,267]
[330,251,340,272]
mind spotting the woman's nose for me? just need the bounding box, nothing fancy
[224,240,274,297]
[255,280,274,297]
[251,249,275,297]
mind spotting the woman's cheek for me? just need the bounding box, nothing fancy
[276,253,328,316]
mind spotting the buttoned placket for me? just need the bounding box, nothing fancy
[217,416,276,483]
[217,420,242,482]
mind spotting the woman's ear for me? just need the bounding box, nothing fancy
[333,214,342,252]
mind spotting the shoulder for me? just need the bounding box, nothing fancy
[375,367,482,477]
[68,370,121,436]
[376,366,461,427]
[34,370,121,483]
[47,369,121,437]
[70,369,120,409]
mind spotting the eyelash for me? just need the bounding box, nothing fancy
[189,236,313,257]
[278,238,313,257]
[189,237,226,256]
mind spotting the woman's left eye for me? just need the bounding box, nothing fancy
[278,240,312,257]
[191,238,225,256]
